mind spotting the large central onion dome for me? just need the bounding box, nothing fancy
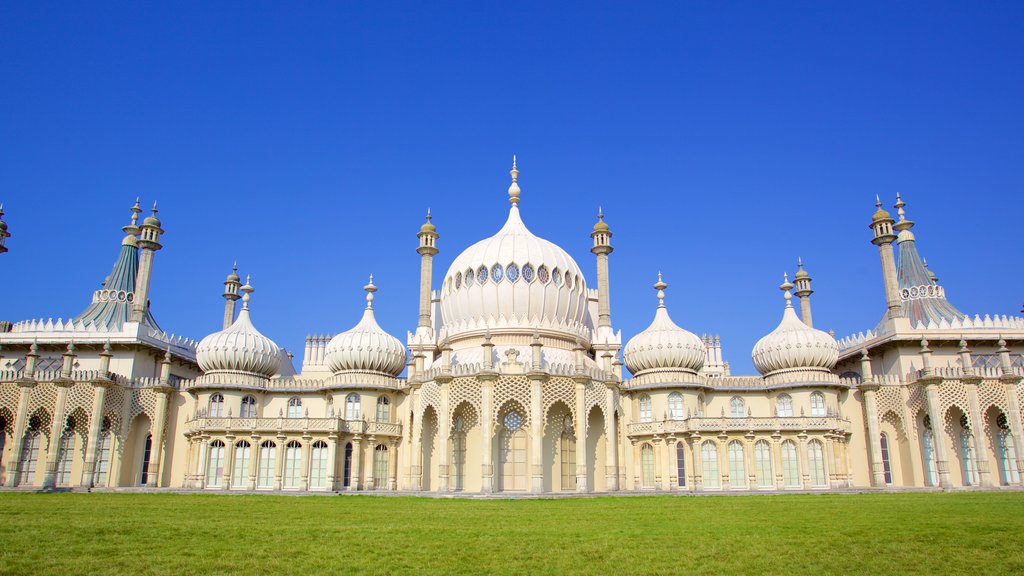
[439,159,590,341]
[196,279,281,377]
[752,276,838,376]
[325,277,407,377]
[624,274,706,376]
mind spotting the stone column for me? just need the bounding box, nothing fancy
[409,388,423,490]
[327,435,339,491]
[249,435,260,490]
[771,433,784,489]
[351,436,363,491]
[529,374,544,493]
[963,376,991,487]
[662,436,676,490]
[6,381,35,487]
[860,383,886,487]
[300,437,312,491]
[437,379,451,492]
[364,436,377,489]
[798,432,811,488]
[388,438,400,490]
[745,433,757,490]
[43,379,72,489]
[222,434,235,490]
[923,379,952,488]
[479,374,495,493]
[690,434,703,491]
[604,387,619,491]
[574,378,588,492]
[997,340,1024,485]
[274,436,285,490]
[81,380,110,488]
[147,387,172,488]
[196,437,209,489]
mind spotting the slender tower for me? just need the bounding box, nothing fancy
[869,196,901,319]
[131,202,164,323]
[222,263,242,329]
[0,203,9,254]
[591,207,614,329]
[793,257,814,327]
[416,209,439,330]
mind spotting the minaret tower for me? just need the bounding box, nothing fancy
[0,203,10,255]
[222,263,242,330]
[591,207,613,329]
[793,257,814,327]
[131,202,165,323]
[869,195,902,319]
[416,209,439,331]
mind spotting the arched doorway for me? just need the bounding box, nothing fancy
[498,409,528,492]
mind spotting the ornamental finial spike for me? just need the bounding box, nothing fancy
[240,275,254,308]
[426,208,432,222]
[780,272,794,298]
[653,272,667,307]
[364,274,377,308]
[508,156,521,205]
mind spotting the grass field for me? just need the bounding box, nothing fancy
[1,491,1022,575]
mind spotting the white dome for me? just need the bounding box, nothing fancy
[197,293,281,378]
[752,291,838,376]
[439,165,590,341]
[624,277,705,375]
[325,280,407,377]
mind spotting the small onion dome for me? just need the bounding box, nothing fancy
[325,276,407,376]
[226,263,241,284]
[794,258,809,280]
[420,210,437,234]
[752,279,838,376]
[624,274,706,376]
[871,195,892,224]
[196,278,281,377]
[143,203,161,227]
[593,207,610,233]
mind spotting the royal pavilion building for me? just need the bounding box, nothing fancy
[0,162,1022,494]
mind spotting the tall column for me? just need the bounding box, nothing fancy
[147,351,173,488]
[869,198,902,319]
[480,375,495,492]
[196,438,209,489]
[300,437,311,491]
[963,378,991,486]
[81,381,110,487]
[662,437,676,490]
[388,439,400,490]
[604,387,619,491]
[131,204,164,323]
[591,209,614,329]
[351,436,363,491]
[248,435,260,490]
[529,374,544,493]
[364,436,377,489]
[437,380,451,492]
[416,211,439,330]
[745,434,757,490]
[798,432,811,489]
[273,436,285,490]
[771,434,784,489]
[858,351,886,486]
[690,435,703,491]
[574,379,588,492]
[410,388,423,490]
[327,435,339,490]
[923,381,951,488]
[997,339,1024,485]
[222,434,236,490]
[6,380,35,487]
[43,343,76,488]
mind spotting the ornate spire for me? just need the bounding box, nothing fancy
[240,275,254,310]
[508,155,521,205]
[780,272,794,306]
[122,198,142,237]
[364,274,377,309]
[893,192,914,234]
[654,272,667,307]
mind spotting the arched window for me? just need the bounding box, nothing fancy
[206,440,225,487]
[676,442,686,487]
[728,441,746,489]
[287,398,302,419]
[701,441,720,489]
[754,440,773,488]
[640,444,655,488]
[140,434,153,486]
[668,393,684,420]
[922,429,938,486]
[257,441,276,488]
[638,395,652,423]
[500,412,527,491]
[240,396,257,418]
[781,440,800,487]
[959,414,979,486]
[373,444,388,489]
[310,440,328,489]
[452,417,467,491]
[208,393,224,418]
[730,397,745,418]
[560,416,576,491]
[777,394,794,417]
[346,394,361,420]
[283,441,302,488]
[997,414,1021,485]
[880,433,893,485]
[232,441,251,488]
[17,416,42,486]
[808,439,827,487]
[376,396,390,422]
[343,442,353,488]
[94,418,113,487]
[56,417,76,486]
[810,392,826,417]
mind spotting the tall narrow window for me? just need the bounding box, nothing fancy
[960,414,978,486]
[810,392,826,417]
[640,444,655,488]
[701,441,720,489]
[310,440,328,489]
[777,395,793,417]
[343,442,354,488]
[754,440,773,488]
[257,441,276,488]
[240,396,257,418]
[676,442,686,487]
[998,414,1021,485]
[140,434,153,486]
[639,395,652,423]
[373,444,388,489]
[781,440,800,487]
[730,397,745,418]
[206,440,225,487]
[17,418,42,486]
[94,421,112,487]
[880,433,893,485]
[808,440,827,486]
[208,394,224,417]
[728,441,746,489]
[376,396,390,422]
[668,393,684,420]
[287,398,302,419]
[232,441,251,488]
[283,441,302,488]
[560,417,576,491]
[56,419,76,486]
[452,417,466,491]
[500,412,527,491]
[346,394,361,420]
[922,429,938,486]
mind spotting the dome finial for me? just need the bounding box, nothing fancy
[426,208,432,222]
[508,155,521,205]
[364,274,377,309]
[598,206,604,221]
[875,194,882,208]
[240,275,254,309]
[780,272,794,306]
[654,272,667,307]
[893,192,915,234]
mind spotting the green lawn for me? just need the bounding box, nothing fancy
[0,491,1022,575]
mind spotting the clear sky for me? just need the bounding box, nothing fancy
[2,2,1022,374]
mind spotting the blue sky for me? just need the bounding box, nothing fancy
[1,2,1022,373]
